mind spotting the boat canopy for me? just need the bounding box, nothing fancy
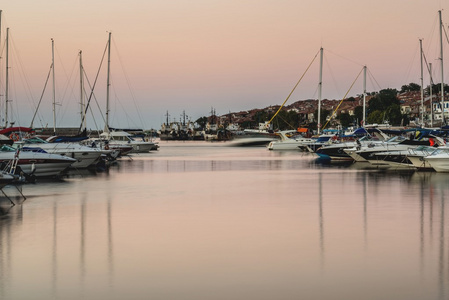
[0,127,34,135]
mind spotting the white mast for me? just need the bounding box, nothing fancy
[317,47,323,134]
[0,10,2,127]
[363,65,367,127]
[419,39,424,126]
[51,38,56,135]
[79,50,86,131]
[439,10,445,125]
[105,32,111,133]
[430,63,433,127]
[5,27,9,128]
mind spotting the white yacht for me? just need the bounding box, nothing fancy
[0,145,76,177]
[267,130,315,150]
[99,131,157,153]
[423,147,449,172]
[16,137,103,169]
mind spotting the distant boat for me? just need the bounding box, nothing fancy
[229,123,278,147]
[99,130,157,153]
[267,129,315,150]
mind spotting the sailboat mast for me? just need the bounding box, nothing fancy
[0,11,2,128]
[317,47,323,134]
[79,50,86,131]
[106,32,111,131]
[51,38,56,135]
[439,10,445,125]
[5,27,9,129]
[363,65,367,127]
[430,63,433,127]
[419,39,424,126]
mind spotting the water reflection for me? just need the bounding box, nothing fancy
[317,173,324,271]
[107,185,114,287]
[1,146,449,299]
[80,192,86,292]
[439,190,445,299]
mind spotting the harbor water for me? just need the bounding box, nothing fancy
[1,141,449,300]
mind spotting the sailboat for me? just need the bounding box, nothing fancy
[98,32,156,154]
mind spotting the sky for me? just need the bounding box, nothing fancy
[0,0,448,130]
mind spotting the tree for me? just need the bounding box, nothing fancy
[367,110,384,124]
[367,88,400,126]
[426,83,449,94]
[313,109,331,130]
[338,112,353,128]
[385,104,403,125]
[400,83,421,93]
[254,110,270,124]
[272,110,300,130]
[353,106,364,125]
[368,88,400,113]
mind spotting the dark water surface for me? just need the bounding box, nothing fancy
[1,141,448,300]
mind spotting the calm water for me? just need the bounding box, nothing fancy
[1,141,449,300]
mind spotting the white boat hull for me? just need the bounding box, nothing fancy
[425,155,449,172]
[0,152,76,177]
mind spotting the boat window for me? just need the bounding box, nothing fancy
[0,145,15,152]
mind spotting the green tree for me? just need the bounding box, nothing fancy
[338,112,353,128]
[272,110,300,130]
[367,110,384,124]
[254,110,270,124]
[426,83,449,94]
[400,83,420,93]
[368,88,399,113]
[314,109,331,130]
[385,104,403,125]
[353,106,364,125]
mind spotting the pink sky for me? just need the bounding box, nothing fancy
[0,0,448,129]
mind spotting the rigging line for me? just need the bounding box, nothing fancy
[82,67,107,128]
[111,38,146,129]
[0,42,5,58]
[403,41,419,84]
[443,22,449,45]
[9,33,38,112]
[56,54,79,127]
[267,49,320,125]
[424,14,438,57]
[324,48,364,67]
[321,67,364,131]
[276,113,296,130]
[422,52,435,85]
[324,53,342,98]
[111,80,139,128]
[78,40,108,133]
[87,100,101,136]
[30,64,52,128]
[367,68,382,91]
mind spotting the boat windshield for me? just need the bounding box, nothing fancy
[385,136,407,143]
[0,145,15,152]
[428,147,449,156]
[22,137,48,144]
